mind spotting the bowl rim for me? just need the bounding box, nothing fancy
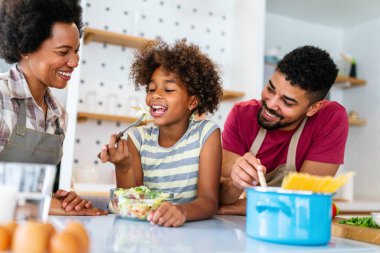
[110,187,174,200]
[246,186,333,196]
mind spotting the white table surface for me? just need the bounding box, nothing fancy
[49,214,380,253]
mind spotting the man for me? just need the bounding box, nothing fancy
[219,46,349,215]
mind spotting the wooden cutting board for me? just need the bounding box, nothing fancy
[332,218,380,245]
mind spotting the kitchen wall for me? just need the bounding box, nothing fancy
[265,12,380,201]
[265,13,344,59]
[61,0,265,189]
[342,17,380,201]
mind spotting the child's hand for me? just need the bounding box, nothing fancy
[147,202,186,227]
[99,134,131,169]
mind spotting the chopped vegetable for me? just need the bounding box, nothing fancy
[339,217,380,228]
[132,105,151,121]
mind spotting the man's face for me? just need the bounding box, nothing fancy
[258,71,317,131]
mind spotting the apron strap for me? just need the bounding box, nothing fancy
[54,120,65,138]
[15,99,27,136]
[285,117,307,174]
[249,127,267,156]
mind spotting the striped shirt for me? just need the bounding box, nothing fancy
[128,119,219,203]
[0,65,67,152]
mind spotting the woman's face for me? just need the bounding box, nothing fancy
[21,22,80,90]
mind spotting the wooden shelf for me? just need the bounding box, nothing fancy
[77,112,140,123]
[83,27,149,48]
[223,90,245,101]
[335,75,366,88]
[349,117,367,126]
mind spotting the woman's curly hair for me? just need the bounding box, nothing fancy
[277,45,338,104]
[0,0,83,63]
[130,39,223,116]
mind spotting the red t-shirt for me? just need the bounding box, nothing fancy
[222,99,349,173]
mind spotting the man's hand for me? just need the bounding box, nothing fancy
[231,153,266,189]
[53,190,93,212]
[49,197,108,216]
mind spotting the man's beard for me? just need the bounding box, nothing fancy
[257,101,299,130]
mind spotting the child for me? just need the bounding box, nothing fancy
[100,39,223,227]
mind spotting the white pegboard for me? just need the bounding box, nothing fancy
[72,0,241,185]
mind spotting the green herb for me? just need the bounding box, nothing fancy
[339,217,379,228]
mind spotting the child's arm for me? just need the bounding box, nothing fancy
[148,129,222,227]
[116,137,143,188]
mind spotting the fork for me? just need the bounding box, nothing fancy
[97,114,145,158]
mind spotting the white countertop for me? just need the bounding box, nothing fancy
[49,214,380,253]
[336,200,380,213]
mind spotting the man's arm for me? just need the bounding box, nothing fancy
[300,160,339,176]
[219,150,243,204]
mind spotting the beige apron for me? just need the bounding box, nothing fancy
[0,99,64,189]
[249,118,307,186]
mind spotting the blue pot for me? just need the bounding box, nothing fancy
[246,187,332,245]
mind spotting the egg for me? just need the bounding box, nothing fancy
[64,222,90,253]
[42,222,56,240]
[3,221,17,247]
[50,231,80,253]
[0,225,11,251]
[12,221,49,253]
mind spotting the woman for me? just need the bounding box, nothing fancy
[0,0,107,215]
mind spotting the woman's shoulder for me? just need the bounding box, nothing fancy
[0,71,11,94]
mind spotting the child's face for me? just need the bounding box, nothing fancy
[145,67,198,127]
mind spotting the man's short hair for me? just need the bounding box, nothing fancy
[276,45,338,104]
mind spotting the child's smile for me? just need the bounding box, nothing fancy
[150,104,168,117]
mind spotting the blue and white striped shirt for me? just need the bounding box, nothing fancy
[128,119,219,203]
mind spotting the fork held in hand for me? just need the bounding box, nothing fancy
[97,115,144,158]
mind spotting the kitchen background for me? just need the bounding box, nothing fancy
[1,0,378,207]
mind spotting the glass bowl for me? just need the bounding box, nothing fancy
[371,212,380,227]
[109,187,172,221]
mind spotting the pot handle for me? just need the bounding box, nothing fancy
[256,201,291,217]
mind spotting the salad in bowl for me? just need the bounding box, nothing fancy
[110,186,172,220]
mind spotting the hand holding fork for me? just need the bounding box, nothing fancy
[97,114,145,158]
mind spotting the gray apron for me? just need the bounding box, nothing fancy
[0,99,64,165]
[249,118,307,187]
